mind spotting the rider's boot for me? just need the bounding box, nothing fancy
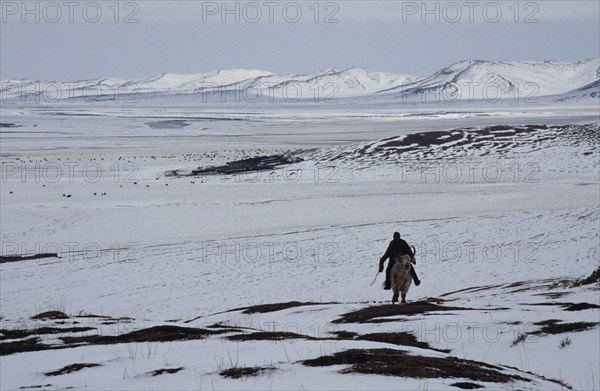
[410,266,421,286]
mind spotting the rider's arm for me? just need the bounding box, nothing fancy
[379,243,391,270]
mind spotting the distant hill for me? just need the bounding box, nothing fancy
[2,59,598,103]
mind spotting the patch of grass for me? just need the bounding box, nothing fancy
[0,326,95,341]
[233,301,337,314]
[44,363,100,376]
[227,331,317,342]
[527,302,600,312]
[563,302,600,311]
[206,323,244,333]
[2,324,235,356]
[504,321,522,325]
[148,367,184,376]
[559,337,571,349]
[74,313,133,321]
[534,319,561,326]
[220,366,276,379]
[356,332,450,353]
[532,322,598,336]
[536,291,569,299]
[31,311,68,320]
[331,330,358,339]
[188,154,303,177]
[0,253,58,264]
[451,382,484,389]
[61,325,229,345]
[302,348,529,383]
[574,267,600,286]
[440,284,502,297]
[0,337,48,356]
[511,333,528,346]
[207,322,231,329]
[334,301,469,324]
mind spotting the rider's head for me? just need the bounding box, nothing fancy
[393,232,400,240]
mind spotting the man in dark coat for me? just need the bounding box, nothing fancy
[379,232,421,290]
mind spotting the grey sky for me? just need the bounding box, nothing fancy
[1,1,598,80]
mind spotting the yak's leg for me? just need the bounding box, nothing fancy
[401,292,407,304]
[392,292,399,304]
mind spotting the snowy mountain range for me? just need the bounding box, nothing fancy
[378,59,600,101]
[1,59,598,102]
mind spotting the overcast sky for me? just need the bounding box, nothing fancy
[1,1,599,80]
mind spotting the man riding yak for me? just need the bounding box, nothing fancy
[379,232,421,290]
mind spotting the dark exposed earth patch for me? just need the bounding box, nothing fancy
[356,332,451,353]
[319,123,598,162]
[0,326,95,341]
[31,311,69,320]
[227,331,319,342]
[536,291,569,299]
[331,330,358,339]
[302,348,530,383]
[148,367,184,376]
[2,325,232,356]
[574,267,600,286]
[44,363,100,376]
[334,301,469,324]
[533,319,561,327]
[563,302,600,311]
[531,321,598,335]
[525,302,600,311]
[1,337,50,356]
[0,253,58,264]
[234,301,336,314]
[166,153,302,177]
[451,382,484,389]
[60,325,228,345]
[220,366,276,379]
[440,284,503,297]
[0,123,21,128]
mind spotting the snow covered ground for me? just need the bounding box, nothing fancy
[1,98,598,390]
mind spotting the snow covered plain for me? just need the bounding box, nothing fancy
[1,97,599,390]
